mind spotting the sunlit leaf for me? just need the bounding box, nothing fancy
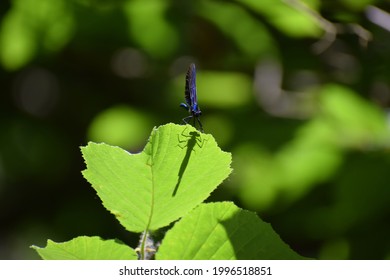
[81,124,232,233]
[157,202,305,260]
[31,236,137,260]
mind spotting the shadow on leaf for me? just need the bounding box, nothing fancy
[173,128,201,196]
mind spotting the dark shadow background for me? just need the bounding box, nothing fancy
[1,0,390,259]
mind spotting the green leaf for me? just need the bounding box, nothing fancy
[31,236,137,260]
[156,202,305,260]
[81,123,232,233]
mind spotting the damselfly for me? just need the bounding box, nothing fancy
[180,63,204,132]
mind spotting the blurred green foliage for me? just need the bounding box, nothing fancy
[1,0,390,259]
